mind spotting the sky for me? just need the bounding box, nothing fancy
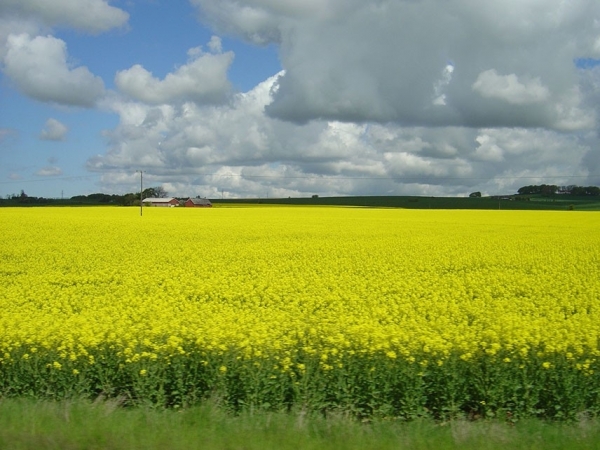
[1,0,600,200]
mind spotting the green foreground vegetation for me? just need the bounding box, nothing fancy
[1,399,600,450]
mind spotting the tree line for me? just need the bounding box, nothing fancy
[2,184,599,207]
[1,186,169,206]
[517,184,600,196]
[70,186,169,205]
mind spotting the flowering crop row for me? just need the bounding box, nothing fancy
[1,207,599,419]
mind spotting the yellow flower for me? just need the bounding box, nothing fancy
[460,353,472,361]
[1,206,599,408]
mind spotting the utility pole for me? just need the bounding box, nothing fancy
[136,170,144,216]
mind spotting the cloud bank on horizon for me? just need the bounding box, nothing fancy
[1,0,600,198]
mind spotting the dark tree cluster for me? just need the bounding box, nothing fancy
[517,184,600,196]
[142,186,168,198]
[70,192,143,206]
[567,185,600,196]
[517,184,559,195]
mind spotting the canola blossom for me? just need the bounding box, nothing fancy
[1,206,599,419]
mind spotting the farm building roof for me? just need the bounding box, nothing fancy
[187,198,212,205]
[143,197,178,203]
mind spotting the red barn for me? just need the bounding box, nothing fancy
[185,198,212,207]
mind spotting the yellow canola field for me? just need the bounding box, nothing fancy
[1,206,599,370]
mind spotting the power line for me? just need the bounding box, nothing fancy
[119,171,598,183]
[190,174,596,181]
[0,171,597,185]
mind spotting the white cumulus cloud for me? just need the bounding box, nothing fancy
[115,41,234,105]
[40,118,68,141]
[3,33,105,107]
[88,73,596,199]
[191,0,600,130]
[36,166,63,177]
[472,69,550,105]
[0,0,128,34]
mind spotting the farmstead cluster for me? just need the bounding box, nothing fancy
[1,207,599,419]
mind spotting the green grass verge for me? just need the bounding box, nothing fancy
[1,398,600,450]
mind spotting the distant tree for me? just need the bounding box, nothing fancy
[585,186,600,196]
[518,184,558,196]
[142,186,168,199]
[120,193,137,206]
[156,186,168,198]
[517,184,600,196]
[518,185,539,195]
[569,186,600,196]
[17,190,30,204]
[87,193,113,203]
[469,191,482,198]
[540,184,558,196]
[142,187,155,199]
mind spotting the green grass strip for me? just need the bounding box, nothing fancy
[1,398,600,450]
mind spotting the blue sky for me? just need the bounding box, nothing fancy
[1,0,600,199]
[1,1,281,198]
